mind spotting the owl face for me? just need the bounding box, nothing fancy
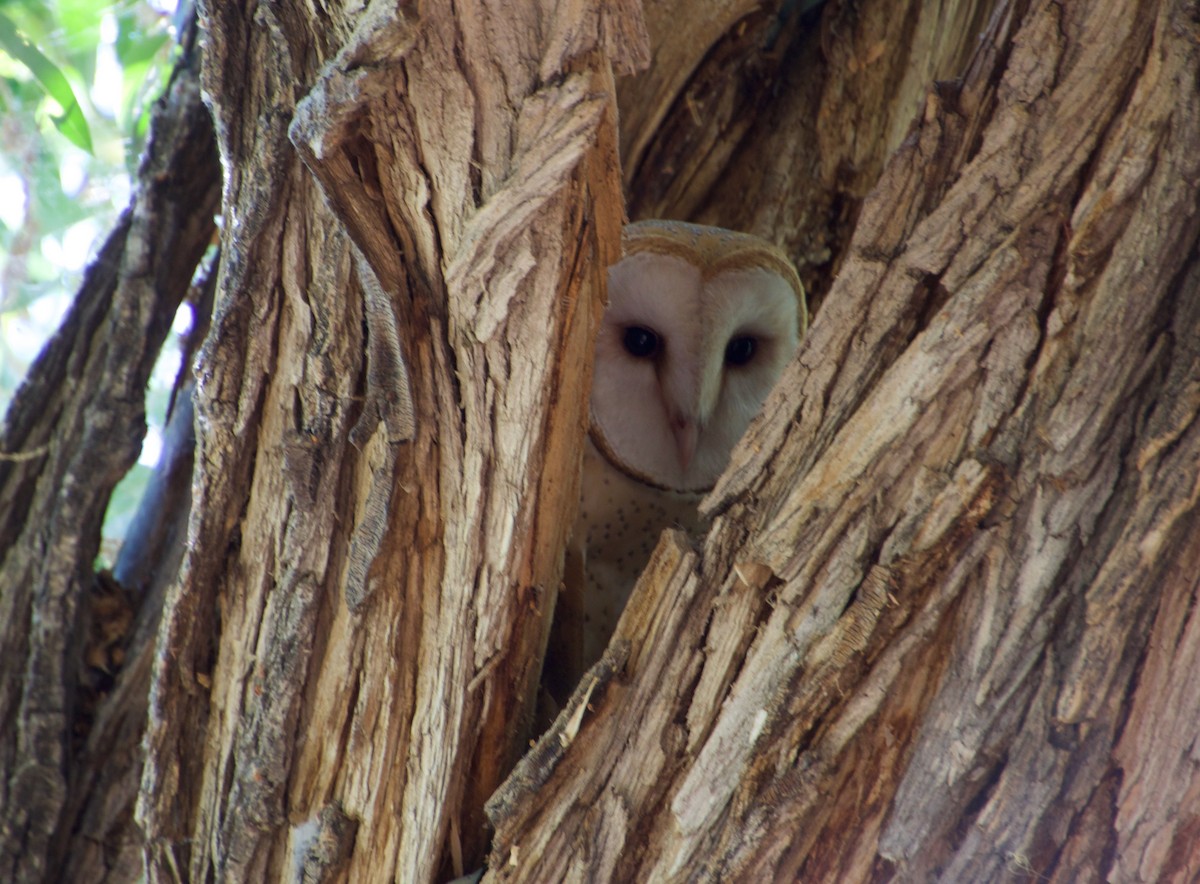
[590,221,806,494]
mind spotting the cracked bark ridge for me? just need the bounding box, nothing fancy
[142,0,646,880]
[485,0,1200,880]
[0,13,219,882]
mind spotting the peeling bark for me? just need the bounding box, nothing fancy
[487,1,1200,881]
[3,0,1198,882]
[0,15,219,881]
[140,1,644,880]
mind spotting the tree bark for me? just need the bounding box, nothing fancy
[138,1,644,881]
[487,0,1200,880]
[0,15,219,881]
[1,0,1198,882]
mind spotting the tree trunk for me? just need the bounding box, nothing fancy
[487,1,1200,880]
[1,0,1198,882]
[139,2,643,881]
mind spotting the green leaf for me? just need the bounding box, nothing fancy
[53,99,93,151]
[116,12,168,67]
[0,12,93,152]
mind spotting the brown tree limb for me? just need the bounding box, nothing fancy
[0,14,219,881]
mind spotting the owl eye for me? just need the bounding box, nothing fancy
[623,326,661,359]
[725,335,758,366]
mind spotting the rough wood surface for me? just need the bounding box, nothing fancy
[620,0,997,313]
[4,0,1198,881]
[486,0,1200,880]
[138,0,646,881]
[0,17,219,881]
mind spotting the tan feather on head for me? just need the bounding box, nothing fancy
[621,220,807,335]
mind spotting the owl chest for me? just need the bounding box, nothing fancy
[576,444,703,662]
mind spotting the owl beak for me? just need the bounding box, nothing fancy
[672,417,699,471]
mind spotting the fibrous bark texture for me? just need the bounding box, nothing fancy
[486,0,1200,881]
[3,0,1198,881]
[0,18,219,882]
[138,1,644,881]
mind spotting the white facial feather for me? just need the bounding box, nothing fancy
[590,225,806,492]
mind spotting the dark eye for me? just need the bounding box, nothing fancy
[623,326,661,359]
[725,335,758,366]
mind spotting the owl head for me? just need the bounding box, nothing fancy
[590,220,807,494]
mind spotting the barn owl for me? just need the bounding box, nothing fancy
[547,220,807,701]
